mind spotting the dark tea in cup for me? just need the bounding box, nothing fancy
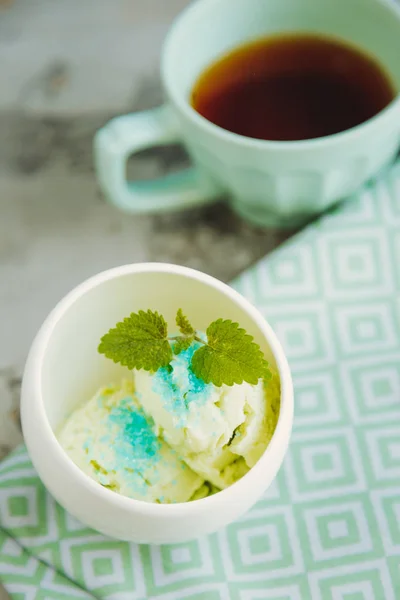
[190,34,396,141]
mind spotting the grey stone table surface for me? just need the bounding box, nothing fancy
[0,1,293,596]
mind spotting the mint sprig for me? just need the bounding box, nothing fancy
[191,319,269,386]
[176,308,195,336]
[173,309,195,353]
[172,337,193,355]
[98,309,270,387]
[98,310,172,371]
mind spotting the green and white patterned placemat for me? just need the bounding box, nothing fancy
[1,162,400,599]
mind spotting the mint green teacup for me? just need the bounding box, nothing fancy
[94,0,400,227]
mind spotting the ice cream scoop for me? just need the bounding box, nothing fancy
[58,380,204,503]
[59,341,280,502]
[134,341,280,489]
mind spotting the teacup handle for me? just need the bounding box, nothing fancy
[93,105,220,213]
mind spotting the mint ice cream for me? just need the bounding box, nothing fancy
[58,380,204,503]
[58,342,280,503]
[59,307,281,504]
[134,342,280,489]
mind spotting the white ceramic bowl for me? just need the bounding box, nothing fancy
[21,263,293,544]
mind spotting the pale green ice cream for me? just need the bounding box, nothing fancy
[58,380,204,503]
[58,342,280,503]
[134,342,280,489]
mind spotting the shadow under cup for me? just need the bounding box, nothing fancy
[163,0,400,226]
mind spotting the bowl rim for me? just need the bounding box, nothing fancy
[22,262,293,517]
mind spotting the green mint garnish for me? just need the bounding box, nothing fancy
[98,310,172,371]
[191,318,269,386]
[172,337,193,356]
[98,309,270,387]
[173,309,195,353]
[176,308,195,336]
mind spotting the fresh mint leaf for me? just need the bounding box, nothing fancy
[173,337,193,355]
[176,308,195,336]
[98,309,172,372]
[99,309,269,387]
[191,319,270,386]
